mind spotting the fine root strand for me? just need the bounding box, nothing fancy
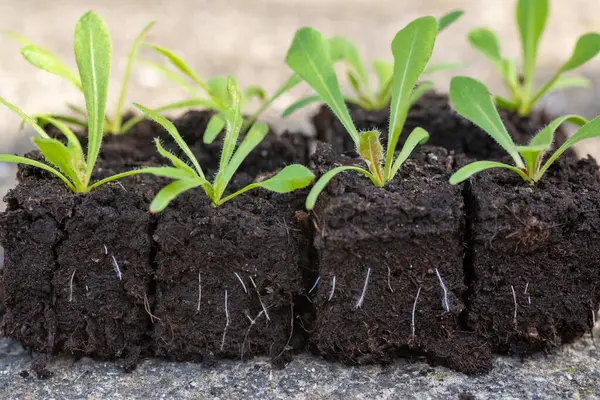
[411,285,422,339]
[234,272,248,294]
[435,268,450,312]
[249,276,270,321]
[387,266,393,293]
[69,270,76,303]
[355,267,371,309]
[273,303,294,360]
[144,293,161,323]
[197,272,202,313]
[241,309,265,360]
[111,255,122,281]
[511,285,518,328]
[308,276,320,294]
[328,275,336,302]
[220,290,230,351]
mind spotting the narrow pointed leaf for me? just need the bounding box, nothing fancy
[548,75,591,91]
[0,154,75,191]
[35,115,84,155]
[137,57,199,95]
[517,0,548,97]
[285,27,359,143]
[450,161,530,185]
[305,165,376,210]
[390,127,430,178]
[243,85,267,105]
[219,77,243,172]
[150,179,204,213]
[328,36,369,86]
[0,97,49,138]
[21,45,82,90]
[281,95,322,118]
[438,10,464,32]
[154,138,197,175]
[529,114,587,147]
[74,11,112,184]
[202,113,226,144]
[386,16,438,179]
[449,76,523,167]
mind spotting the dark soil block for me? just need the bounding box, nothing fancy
[152,187,309,363]
[465,156,600,353]
[0,162,161,365]
[307,143,492,374]
[313,91,557,161]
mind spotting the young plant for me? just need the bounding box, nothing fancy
[468,0,600,116]
[134,76,314,212]
[448,76,600,184]
[0,12,172,192]
[282,10,464,117]
[8,13,154,134]
[285,17,438,210]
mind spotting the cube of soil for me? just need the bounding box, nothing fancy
[313,91,553,160]
[152,188,308,363]
[466,157,600,353]
[309,144,492,374]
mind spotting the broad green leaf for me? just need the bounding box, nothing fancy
[33,137,81,187]
[285,27,359,143]
[328,36,369,87]
[539,115,600,179]
[449,76,523,167]
[113,20,155,133]
[386,16,438,180]
[207,75,230,107]
[154,138,197,175]
[558,33,600,73]
[150,179,204,213]
[213,121,269,201]
[517,0,548,103]
[529,114,587,147]
[0,97,49,138]
[134,103,204,178]
[203,113,226,144]
[373,59,394,97]
[422,62,466,75]
[305,165,377,210]
[281,95,322,118]
[21,45,82,90]
[450,161,530,185]
[74,11,112,184]
[358,130,384,184]
[219,77,243,172]
[438,10,464,32]
[408,81,434,107]
[390,127,430,178]
[468,28,502,63]
[0,154,76,191]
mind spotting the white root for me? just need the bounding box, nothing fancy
[524,283,531,305]
[220,290,230,351]
[234,272,248,294]
[435,268,450,312]
[241,309,266,360]
[328,276,336,302]
[111,255,122,281]
[249,276,270,321]
[144,293,161,323]
[69,270,76,302]
[511,285,518,327]
[411,286,422,339]
[273,303,294,360]
[196,272,202,312]
[308,276,320,294]
[387,266,393,293]
[355,267,371,309]
[103,244,108,255]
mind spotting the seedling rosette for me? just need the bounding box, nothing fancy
[285,16,439,209]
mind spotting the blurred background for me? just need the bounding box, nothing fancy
[1,0,600,197]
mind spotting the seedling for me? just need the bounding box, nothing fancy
[134,76,314,212]
[449,76,600,184]
[8,13,154,134]
[0,12,168,192]
[286,17,438,210]
[468,0,600,116]
[282,10,464,116]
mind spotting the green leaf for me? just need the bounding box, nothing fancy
[207,75,230,106]
[390,127,430,178]
[373,59,394,99]
[113,20,155,133]
[529,114,587,147]
[517,0,549,105]
[450,161,530,185]
[422,62,466,75]
[281,95,322,118]
[74,11,112,185]
[495,95,520,111]
[150,179,204,213]
[305,165,377,210]
[219,77,243,172]
[213,121,269,202]
[285,27,359,144]
[408,81,434,108]
[449,76,523,167]
[21,45,82,90]
[539,115,600,179]
[243,85,267,105]
[35,115,84,156]
[154,138,197,175]
[134,103,205,178]
[547,75,591,91]
[328,36,369,86]
[89,166,203,190]
[33,137,81,188]
[438,10,464,32]
[0,154,76,191]
[559,33,600,73]
[358,130,384,184]
[137,57,199,95]
[203,113,226,144]
[386,16,438,180]
[468,28,502,63]
[516,144,548,179]
[0,96,50,139]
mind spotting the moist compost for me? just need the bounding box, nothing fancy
[307,143,492,374]
[313,90,562,160]
[465,155,600,354]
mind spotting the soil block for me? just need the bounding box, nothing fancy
[0,160,161,365]
[465,156,600,354]
[307,143,492,374]
[152,186,309,363]
[313,90,558,161]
